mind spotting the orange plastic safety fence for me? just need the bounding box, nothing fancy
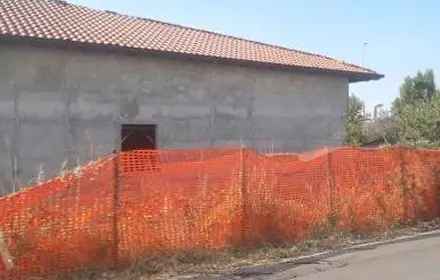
[0,156,116,279]
[0,147,439,279]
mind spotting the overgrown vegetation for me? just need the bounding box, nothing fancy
[56,219,440,280]
[344,95,367,145]
[345,69,440,147]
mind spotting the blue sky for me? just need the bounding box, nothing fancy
[69,0,439,111]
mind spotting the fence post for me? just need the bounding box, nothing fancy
[327,149,337,229]
[240,143,248,245]
[112,150,120,268]
[0,231,13,271]
[399,147,408,223]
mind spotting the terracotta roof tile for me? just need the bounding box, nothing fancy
[0,0,383,81]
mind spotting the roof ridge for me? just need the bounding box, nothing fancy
[52,0,376,73]
[4,0,383,81]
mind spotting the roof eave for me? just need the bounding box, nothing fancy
[0,35,384,82]
[348,72,385,83]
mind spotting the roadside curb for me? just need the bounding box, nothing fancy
[178,230,440,279]
[280,229,440,265]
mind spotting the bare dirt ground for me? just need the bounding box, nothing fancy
[59,219,440,280]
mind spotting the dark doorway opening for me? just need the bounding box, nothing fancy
[121,124,157,152]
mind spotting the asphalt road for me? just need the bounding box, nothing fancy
[265,236,440,280]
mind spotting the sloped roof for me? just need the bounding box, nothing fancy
[0,0,383,82]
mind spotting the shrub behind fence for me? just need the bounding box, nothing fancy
[0,146,439,279]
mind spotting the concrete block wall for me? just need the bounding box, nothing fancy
[0,44,349,193]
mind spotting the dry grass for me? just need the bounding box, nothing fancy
[51,218,440,280]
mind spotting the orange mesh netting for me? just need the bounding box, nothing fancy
[0,147,439,279]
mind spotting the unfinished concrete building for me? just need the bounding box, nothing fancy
[0,0,383,193]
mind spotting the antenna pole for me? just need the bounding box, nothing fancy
[362,42,368,66]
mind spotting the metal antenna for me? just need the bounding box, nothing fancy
[362,42,368,66]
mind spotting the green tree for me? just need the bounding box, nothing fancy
[392,69,437,114]
[397,95,440,147]
[344,95,366,146]
[392,69,440,147]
